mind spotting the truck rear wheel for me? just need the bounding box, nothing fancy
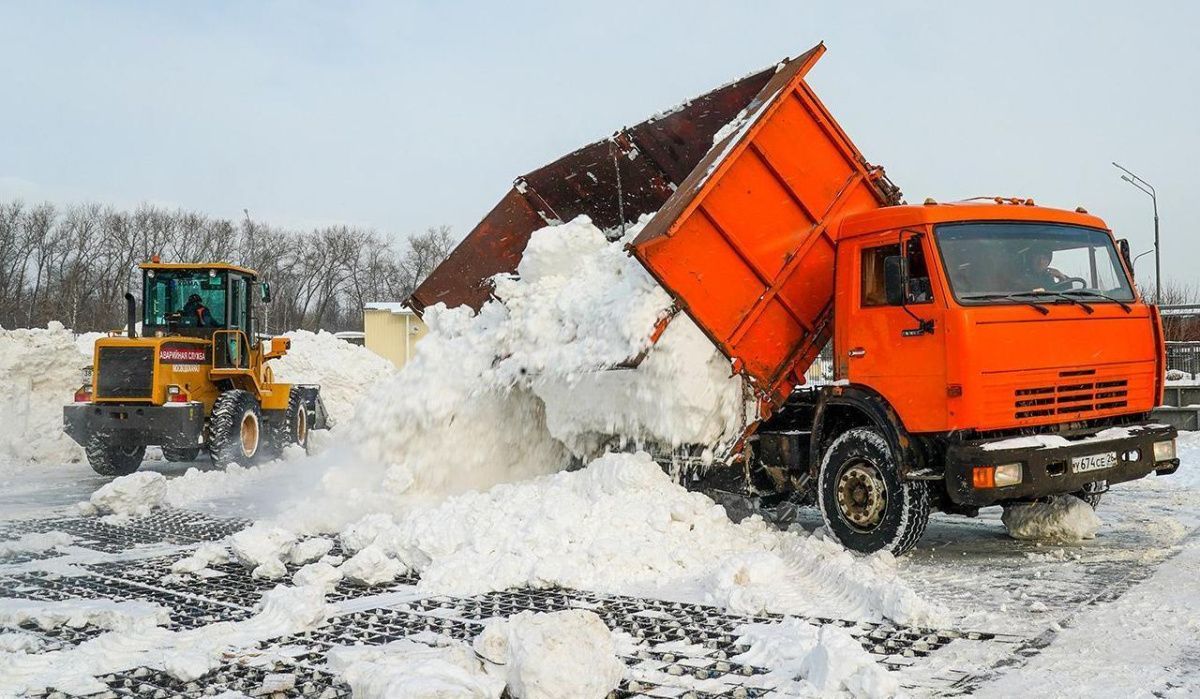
[817,427,930,556]
[85,435,146,477]
[266,387,310,457]
[206,390,263,466]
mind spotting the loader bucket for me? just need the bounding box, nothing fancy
[408,65,778,313]
[629,43,900,409]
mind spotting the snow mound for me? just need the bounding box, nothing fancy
[474,609,624,699]
[0,323,91,464]
[734,617,899,698]
[277,216,748,529]
[271,329,396,426]
[83,472,167,518]
[1002,495,1101,543]
[327,639,503,698]
[333,452,941,626]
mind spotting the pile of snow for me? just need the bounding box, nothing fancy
[734,617,899,697]
[271,330,395,426]
[326,452,941,626]
[1002,495,1101,543]
[328,639,502,698]
[278,216,748,527]
[0,323,91,464]
[474,610,624,699]
[327,610,623,699]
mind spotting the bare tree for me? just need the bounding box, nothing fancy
[0,197,456,333]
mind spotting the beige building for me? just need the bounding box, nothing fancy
[363,302,428,368]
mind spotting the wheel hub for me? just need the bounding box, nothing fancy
[836,461,887,531]
[240,413,259,456]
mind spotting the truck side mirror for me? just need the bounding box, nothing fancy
[1117,238,1132,271]
[259,282,272,303]
[884,255,905,306]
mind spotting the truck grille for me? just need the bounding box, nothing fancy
[1014,369,1129,419]
[95,347,154,399]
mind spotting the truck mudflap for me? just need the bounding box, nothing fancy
[944,423,1179,507]
[63,403,205,449]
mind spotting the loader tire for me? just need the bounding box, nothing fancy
[266,387,310,457]
[206,390,263,466]
[817,427,931,556]
[85,434,145,477]
[162,447,201,463]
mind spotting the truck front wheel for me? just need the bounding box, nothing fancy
[817,427,931,556]
[85,434,146,477]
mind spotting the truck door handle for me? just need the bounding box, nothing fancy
[848,348,866,359]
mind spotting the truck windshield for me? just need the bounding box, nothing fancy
[144,270,227,328]
[935,222,1135,304]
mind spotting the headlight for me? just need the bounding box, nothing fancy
[972,463,1023,488]
[1153,439,1177,462]
[994,463,1023,487]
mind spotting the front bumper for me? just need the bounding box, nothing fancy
[63,402,205,449]
[945,423,1179,507]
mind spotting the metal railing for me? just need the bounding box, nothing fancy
[1166,341,1200,377]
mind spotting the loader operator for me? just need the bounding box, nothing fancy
[182,293,219,327]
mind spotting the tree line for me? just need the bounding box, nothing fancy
[0,199,453,333]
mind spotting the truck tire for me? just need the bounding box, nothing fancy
[85,434,145,477]
[266,387,310,457]
[162,446,201,462]
[206,390,263,466]
[817,427,931,556]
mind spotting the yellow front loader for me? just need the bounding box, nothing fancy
[64,261,329,476]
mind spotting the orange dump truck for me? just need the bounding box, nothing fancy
[414,44,1179,554]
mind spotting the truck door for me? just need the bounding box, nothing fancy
[841,231,948,432]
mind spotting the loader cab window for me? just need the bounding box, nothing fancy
[228,274,249,334]
[144,269,227,332]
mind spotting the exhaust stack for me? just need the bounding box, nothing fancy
[124,292,137,339]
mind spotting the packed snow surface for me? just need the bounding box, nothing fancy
[1002,495,1101,542]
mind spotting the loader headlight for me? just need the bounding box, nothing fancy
[1153,439,1176,462]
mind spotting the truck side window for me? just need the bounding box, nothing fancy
[906,240,933,304]
[861,244,900,307]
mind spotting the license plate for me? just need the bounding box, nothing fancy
[1072,451,1117,474]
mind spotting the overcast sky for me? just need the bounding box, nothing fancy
[1,1,1196,286]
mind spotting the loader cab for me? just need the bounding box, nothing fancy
[834,201,1156,435]
[140,263,263,367]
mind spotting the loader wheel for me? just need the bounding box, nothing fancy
[266,387,310,457]
[817,427,930,556]
[85,434,145,477]
[206,390,263,466]
[162,447,201,463]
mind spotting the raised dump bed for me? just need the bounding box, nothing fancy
[628,44,898,407]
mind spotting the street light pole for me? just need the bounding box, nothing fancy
[1113,162,1160,303]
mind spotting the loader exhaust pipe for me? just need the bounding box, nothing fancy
[124,292,137,339]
